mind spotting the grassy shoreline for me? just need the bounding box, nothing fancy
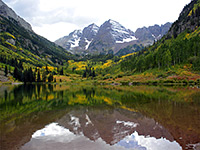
[1,77,200,86]
[1,67,200,86]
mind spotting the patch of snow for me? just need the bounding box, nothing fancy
[116,36,137,43]
[186,143,200,150]
[109,19,131,35]
[85,114,94,126]
[158,34,162,38]
[116,120,139,128]
[71,38,80,48]
[85,38,92,50]
[153,122,163,130]
[72,30,82,36]
[91,24,99,33]
[111,29,129,35]
[152,34,162,42]
[69,115,81,131]
[152,34,156,38]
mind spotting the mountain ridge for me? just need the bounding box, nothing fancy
[55,20,171,55]
[0,0,33,32]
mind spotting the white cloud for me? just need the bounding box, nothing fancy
[33,22,79,41]
[3,0,191,41]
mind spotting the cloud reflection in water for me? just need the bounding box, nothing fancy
[24,122,182,150]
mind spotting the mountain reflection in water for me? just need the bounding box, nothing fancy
[0,84,200,150]
[21,104,183,150]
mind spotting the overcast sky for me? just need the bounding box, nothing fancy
[3,0,191,42]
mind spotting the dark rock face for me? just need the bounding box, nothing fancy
[82,23,99,41]
[0,0,33,32]
[168,0,200,38]
[135,27,154,42]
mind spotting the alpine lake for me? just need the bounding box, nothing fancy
[0,84,200,150]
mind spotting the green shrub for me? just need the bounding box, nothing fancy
[189,80,195,84]
[182,80,188,85]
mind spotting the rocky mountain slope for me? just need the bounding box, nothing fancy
[0,0,32,32]
[55,19,171,55]
[55,24,99,55]
[135,22,172,43]
[87,19,137,55]
[168,0,200,38]
[0,0,72,67]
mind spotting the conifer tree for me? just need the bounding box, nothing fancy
[4,65,8,76]
[45,65,49,74]
[48,74,53,82]
[37,70,41,82]
[14,67,18,79]
[42,73,47,82]
[60,67,64,75]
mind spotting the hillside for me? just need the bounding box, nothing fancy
[0,0,72,68]
[168,0,200,38]
[117,0,200,82]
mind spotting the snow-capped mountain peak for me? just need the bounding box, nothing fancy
[82,23,99,41]
[55,24,99,54]
[103,19,136,43]
[69,30,82,38]
[55,19,171,55]
[87,23,99,33]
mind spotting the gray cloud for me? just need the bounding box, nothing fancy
[30,7,97,28]
[3,0,16,3]
[3,0,97,28]
[4,0,40,18]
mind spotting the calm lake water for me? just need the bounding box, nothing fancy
[0,84,200,150]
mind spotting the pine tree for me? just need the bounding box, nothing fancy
[45,65,49,74]
[83,71,87,78]
[42,73,47,82]
[37,70,41,82]
[8,66,11,73]
[57,67,59,75]
[60,67,64,75]
[48,74,53,82]
[33,69,36,82]
[92,70,96,78]
[14,67,18,79]
[29,67,34,82]
[4,65,8,76]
